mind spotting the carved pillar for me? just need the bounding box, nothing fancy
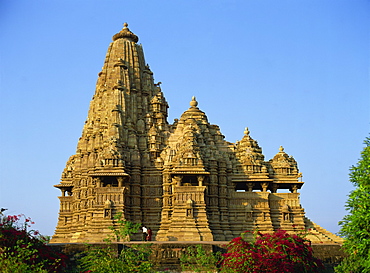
[219,160,231,240]
[197,175,204,186]
[117,177,124,187]
[261,182,269,192]
[290,184,298,193]
[95,177,101,187]
[271,184,278,193]
[130,164,141,223]
[247,183,254,192]
[156,171,172,240]
[208,159,223,240]
[173,175,182,186]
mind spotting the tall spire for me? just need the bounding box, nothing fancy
[52,24,169,243]
[81,22,168,169]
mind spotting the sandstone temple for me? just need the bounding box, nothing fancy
[51,24,343,244]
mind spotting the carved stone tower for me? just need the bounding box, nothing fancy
[52,24,168,242]
[51,24,343,244]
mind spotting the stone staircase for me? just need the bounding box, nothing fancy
[304,217,344,244]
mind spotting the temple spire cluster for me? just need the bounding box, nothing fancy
[51,24,343,244]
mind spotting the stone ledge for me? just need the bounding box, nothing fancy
[49,242,346,272]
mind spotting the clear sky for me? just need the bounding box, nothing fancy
[0,0,369,237]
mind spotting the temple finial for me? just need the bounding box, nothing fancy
[244,127,250,135]
[113,22,139,43]
[190,96,198,108]
[279,146,284,152]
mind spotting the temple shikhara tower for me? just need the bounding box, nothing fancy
[51,24,342,244]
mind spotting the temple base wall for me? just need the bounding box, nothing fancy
[49,242,346,272]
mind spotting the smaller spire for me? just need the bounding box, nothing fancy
[279,146,284,152]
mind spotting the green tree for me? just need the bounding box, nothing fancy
[104,212,141,242]
[78,244,153,273]
[336,137,370,273]
[78,212,153,273]
[180,244,221,273]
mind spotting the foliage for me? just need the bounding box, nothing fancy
[78,244,153,273]
[180,244,221,272]
[104,211,141,242]
[336,137,370,273]
[78,212,153,272]
[0,213,68,272]
[0,244,48,273]
[220,230,324,273]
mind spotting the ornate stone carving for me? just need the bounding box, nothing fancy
[51,24,343,245]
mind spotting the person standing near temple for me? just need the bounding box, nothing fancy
[142,226,148,241]
[146,227,152,241]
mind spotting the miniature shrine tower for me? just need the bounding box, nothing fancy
[51,24,343,244]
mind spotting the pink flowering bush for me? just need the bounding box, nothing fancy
[220,230,324,273]
[0,213,68,272]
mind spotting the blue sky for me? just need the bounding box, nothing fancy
[0,0,369,236]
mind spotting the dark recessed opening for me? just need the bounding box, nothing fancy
[102,177,118,187]
[182,175,198,186]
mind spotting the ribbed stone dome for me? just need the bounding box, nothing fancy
[112,22,139,43]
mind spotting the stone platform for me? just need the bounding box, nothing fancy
[50,241,345,272]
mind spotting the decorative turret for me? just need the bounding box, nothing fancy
[179,96,208,121]
[232,127,270,192]
[235,127,267,174]
[161,97,230,172]
[269,146,299,175]
[268,146,303,192]
[157,97,232,241]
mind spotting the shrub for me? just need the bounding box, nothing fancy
[220,230,324,273]
[180,244,221,272]
[104,212,141,243]
[78,212,153,272]
[0,213,68,272]
[78,244,153,273]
